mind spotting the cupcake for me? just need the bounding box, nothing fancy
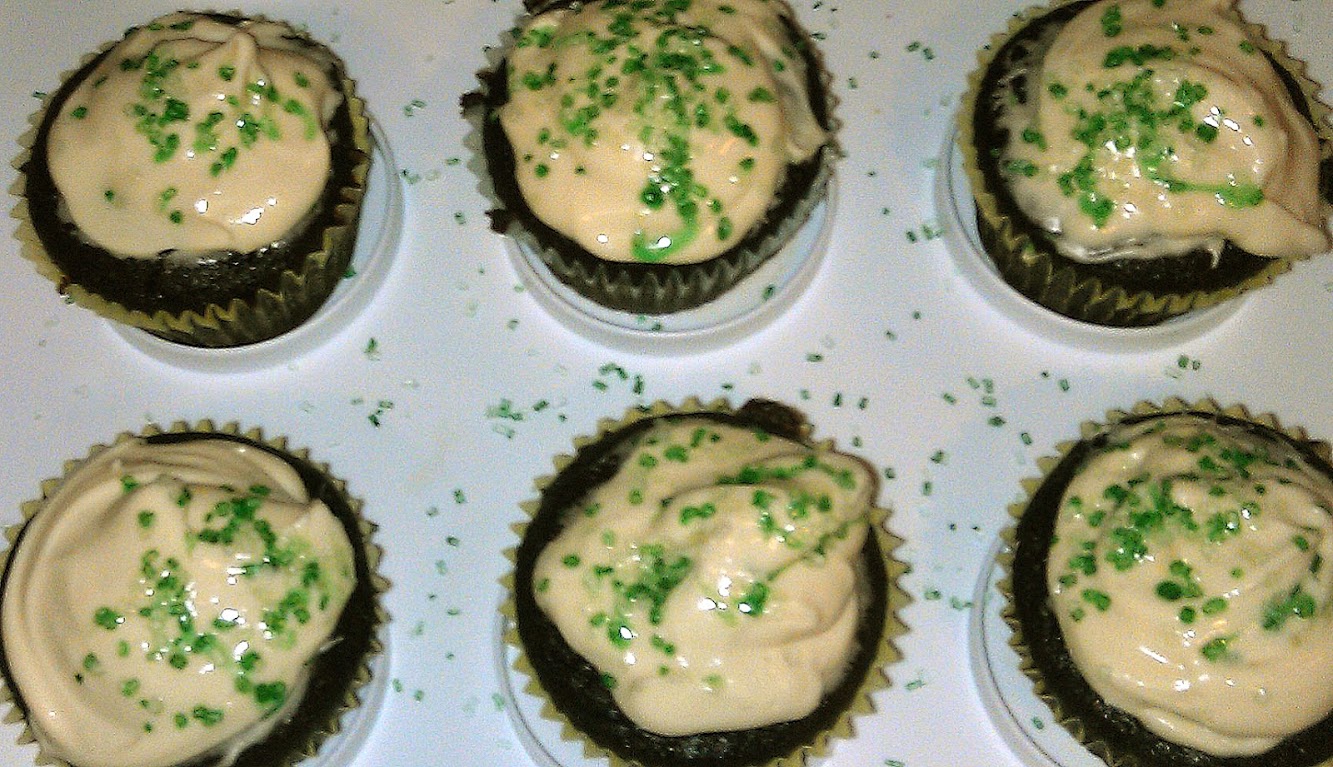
[962,0,1333,326]
[468,0,835,314]
[0,423,387,767]
[15,12,371,347]
[507,399,906,767]
[1006,401,1333,766]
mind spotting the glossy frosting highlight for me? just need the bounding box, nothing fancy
[499,0,827,265]
[533,417,874,736]
[1047,414,1333,756]
[1,438,357,767]
[47,12,341,259]
[997,0,1329,262]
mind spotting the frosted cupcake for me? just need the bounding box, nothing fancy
[508,399,905,766]
[470,0,835,314]
[963,0,1332,326]
[0,424,386,767]
[16,12,371,347]
[1007,402,1333,766]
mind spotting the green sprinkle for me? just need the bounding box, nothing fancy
[747,87,776,103]
[1082,589,1112,611]
[1155,581,1183,600]
[1100,5,1123,37]
[1200,635,1233,662]
[1263,585,1317,631]
[254,681,287,711]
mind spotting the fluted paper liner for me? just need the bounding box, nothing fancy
[959,0,1333,327]
[0,420,389,767]
[1000,398,1333,767]
[464,1,838,316]
[12,15,372,348]
[501,398,908,767]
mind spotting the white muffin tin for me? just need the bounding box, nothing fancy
[1,2,1330,766]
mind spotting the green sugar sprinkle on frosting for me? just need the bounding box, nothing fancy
[1002,3,1280,234]
[109,39,323,174]
[68,472,352,735]
[535,415,875,728]
[502,0,823,265]
[1051,415,1333,669]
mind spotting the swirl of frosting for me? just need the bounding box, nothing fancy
[533,417,874,735]
[997,0,1329,262]
[498,0,827,265]
[46,12,343,259]
[0,437,357,767]
[1047,413,1333,756]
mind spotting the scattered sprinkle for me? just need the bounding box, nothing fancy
[904,40,936,61]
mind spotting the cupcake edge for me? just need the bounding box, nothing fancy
[10,16,373,348]
[501,397,909,767]
[0,419,390,767]
[999,396,1333,767]
[958,0,1333,327]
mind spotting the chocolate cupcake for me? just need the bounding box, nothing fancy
[1006,400,1333,766]
[506,398,906,767]
[468,0,835,315]
[0,422,387,767]
[962,0,1333,326]
[15,12,371,347]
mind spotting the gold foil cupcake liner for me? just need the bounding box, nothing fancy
[959,0,1333,327]
[501,397,909,767]
[0,420,390,767]
[464,2,838,316]
[999,397,1332,767]
[11,17,372,348]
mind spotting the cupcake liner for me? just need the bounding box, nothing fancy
[11,15,372,348]
[1000,398,1333,767]
[959,0,1333,328]
[463,2,838,316]
[0,420,390,767]
[502,397,908,767]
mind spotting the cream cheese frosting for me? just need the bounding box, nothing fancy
[1047,414,1333,756]
[46,12,342,260]
[498,0,827,265]
[0,437,357,767]
[996,0,1329,262]
[533,417,874,735]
